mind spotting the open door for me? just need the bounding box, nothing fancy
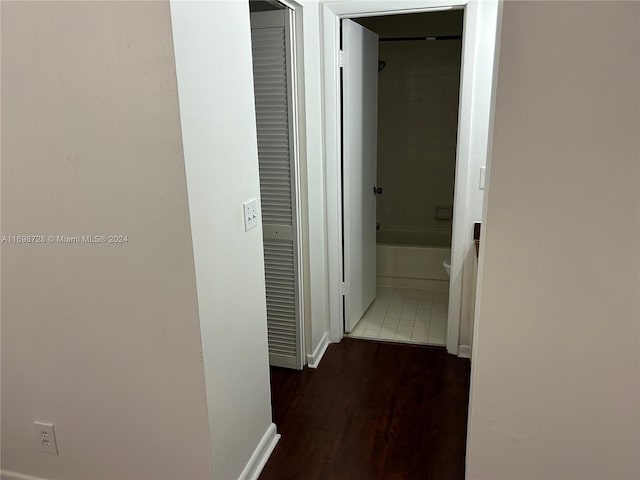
[342,20,379,333]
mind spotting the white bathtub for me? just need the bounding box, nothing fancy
[376,243,450,291]
[376,226,450,247]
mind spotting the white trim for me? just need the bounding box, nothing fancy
[1,471,48,480]
[306,332,331,369]
[445,0,477,356]
[323,1,463,17]
[237,423,281,480]
[322,4,344,344]
[281,0,309,369]
[285,5,307,370]
[323,0,482,355]
[458,344,471,359]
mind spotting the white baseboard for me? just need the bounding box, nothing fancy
[1,470,48,480]
[237,423,280,480]
[458,344,471,359]
[306,332,330,369]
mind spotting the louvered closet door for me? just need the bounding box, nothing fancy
[251,10,302,370]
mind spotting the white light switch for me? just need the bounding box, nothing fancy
[34,421,58,454]
[243,199,259,231]
[479,166,486,189]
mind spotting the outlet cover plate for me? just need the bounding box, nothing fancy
[243,199,259,231]
[34,421,58,454]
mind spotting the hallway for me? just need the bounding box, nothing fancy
[260,338,471,480]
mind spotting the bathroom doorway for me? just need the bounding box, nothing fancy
[340,10,464,347]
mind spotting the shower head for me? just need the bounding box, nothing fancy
[378,60,386,72]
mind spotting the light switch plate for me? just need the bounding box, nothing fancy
[34,421,58,454]
[243,199,259,231]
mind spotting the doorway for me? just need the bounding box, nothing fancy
[342,11,463,346]
[323,0,498,357]
[249,0,306,369]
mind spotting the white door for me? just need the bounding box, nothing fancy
[342,20,379,333]
[251,10,303,369]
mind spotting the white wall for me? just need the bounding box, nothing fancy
[1,2,213,479]
[169,1,276,478]
[467,1,640,478]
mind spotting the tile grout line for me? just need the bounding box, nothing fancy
[349,287,447,346]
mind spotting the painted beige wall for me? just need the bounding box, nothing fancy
[467,1,640,479]
[1,1,213,479]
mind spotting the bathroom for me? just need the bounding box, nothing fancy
[347,10,463,346]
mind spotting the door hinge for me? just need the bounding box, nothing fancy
[340,281,346,295]
[338,49,344,68]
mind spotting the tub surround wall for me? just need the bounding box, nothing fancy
[377,226,450,247]
[358,12,463,247]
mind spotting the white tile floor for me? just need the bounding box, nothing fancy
[346,286,448,346]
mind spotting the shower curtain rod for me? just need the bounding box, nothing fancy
[379,35,462,42]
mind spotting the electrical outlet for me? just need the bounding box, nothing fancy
[34,421,58,454]
[243,199,259,231]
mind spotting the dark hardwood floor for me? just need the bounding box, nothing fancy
[260,338,471,480]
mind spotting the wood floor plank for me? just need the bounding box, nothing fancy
[260,338,471,480]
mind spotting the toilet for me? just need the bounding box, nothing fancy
[443,259,451,278]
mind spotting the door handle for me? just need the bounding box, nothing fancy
[373,186,383,195]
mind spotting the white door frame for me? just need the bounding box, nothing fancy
[322,0,489,355]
